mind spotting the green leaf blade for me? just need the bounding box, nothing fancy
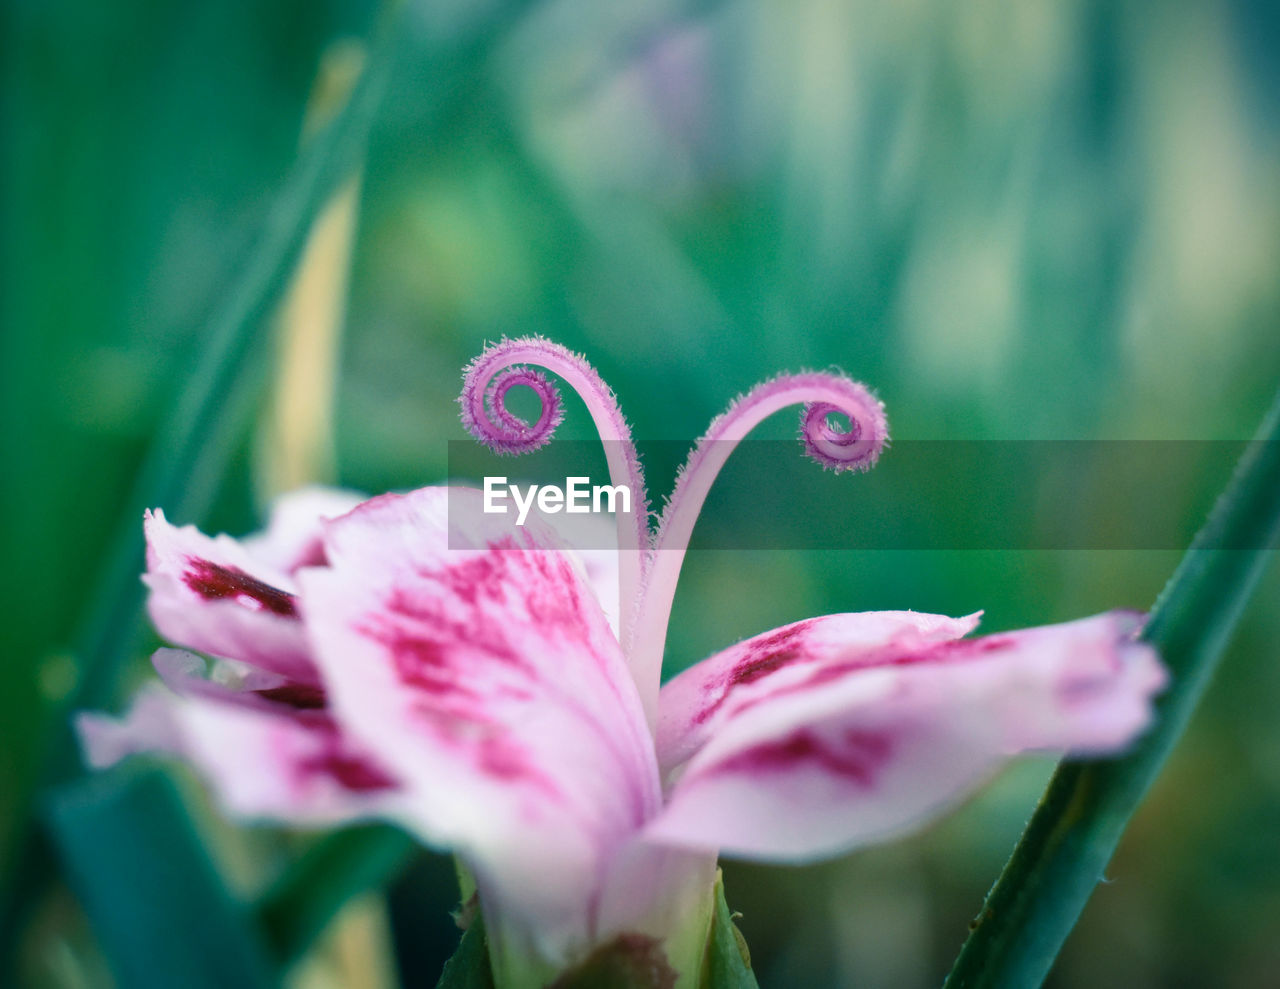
[944,391,1280,989]
[46,765,278,989]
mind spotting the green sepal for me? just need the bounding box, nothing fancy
[437,912,496,989]
[701,873,759,989]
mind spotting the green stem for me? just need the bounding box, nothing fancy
[943,387,1280,989]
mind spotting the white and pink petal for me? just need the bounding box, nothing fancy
[646,611,1164,861]
[299,486,661,966]
[143,509,318,683]
[76,686,399,824]
[656,610,981,775]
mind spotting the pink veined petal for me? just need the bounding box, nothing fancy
[656,610,982,777]
[75,685,400,824]
[646,611,1165,861]
[241,486,366,572]
[143,508,319,684]
[297,486,662,966]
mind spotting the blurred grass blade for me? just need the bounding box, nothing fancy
[257,824,417,966]
[0,17,396,975]
[46,765,277,989]
[703,875,759,989]
[71,18,395,727]
[944,388,1280,989]
[4,0,561,973]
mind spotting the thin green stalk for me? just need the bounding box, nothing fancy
[944,388,1280,989]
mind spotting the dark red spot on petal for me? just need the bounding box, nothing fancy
[255,683,327,710]
[307,752,398,792]
[698,629,1021,726]
[297,723,397,792]
[715,727,892,786]
[693,621,819,725]
[183,558,298,617]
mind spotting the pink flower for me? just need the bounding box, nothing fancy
[79,340,1165,988]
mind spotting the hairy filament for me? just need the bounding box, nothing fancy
[631,373,887,704]
[459,337,651,657]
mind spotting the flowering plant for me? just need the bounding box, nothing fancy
[80,339,1164,987]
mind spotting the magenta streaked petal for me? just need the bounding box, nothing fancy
[646,612,1164,861]
[75,686,399,823]
[143,509,319,684]
[540,510,624,638]
[299,486,661,965]
[656,610,981,776]
[177,703,399,821]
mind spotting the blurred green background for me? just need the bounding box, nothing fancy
[3,0,1279,986]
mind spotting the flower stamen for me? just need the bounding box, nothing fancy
[460,337,651,650]
[630,372,887,720]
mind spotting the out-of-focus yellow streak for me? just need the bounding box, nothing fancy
[258,41,365,502]
[259,42,399,989]
[287,894,400,989]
